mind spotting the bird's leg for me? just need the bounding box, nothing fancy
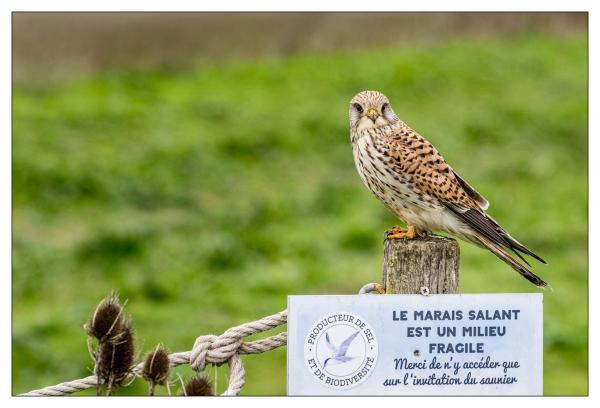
[386,225,419,240]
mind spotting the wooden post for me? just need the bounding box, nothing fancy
[382,236,460,294]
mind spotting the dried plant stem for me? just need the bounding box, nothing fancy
[177,374,186,396]
[148,381,155,396]
[106,377,114,396]
[214,364,218,396]
[95,343,103,396]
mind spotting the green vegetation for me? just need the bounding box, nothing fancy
[12,33,587,395]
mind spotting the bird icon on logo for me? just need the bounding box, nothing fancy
[322,331,360,368]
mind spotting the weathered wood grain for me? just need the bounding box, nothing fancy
[382,236,459,294]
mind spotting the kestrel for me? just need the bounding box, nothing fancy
[349,90,547,287]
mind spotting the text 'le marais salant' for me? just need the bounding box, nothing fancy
[392,309,521,322]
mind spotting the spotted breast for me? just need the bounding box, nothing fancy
[351,122,474,237]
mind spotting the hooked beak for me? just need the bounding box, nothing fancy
[366,108,380,122]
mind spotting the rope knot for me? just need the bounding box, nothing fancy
[190,332,243,372]
[22,310,288,396]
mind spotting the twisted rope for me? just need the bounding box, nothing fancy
[20,310,288,397]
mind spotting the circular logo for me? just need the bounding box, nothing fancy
[304,312,378,389]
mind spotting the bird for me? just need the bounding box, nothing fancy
[349,90,548,288]
[323,331,359,368]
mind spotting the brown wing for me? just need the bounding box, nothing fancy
[385,125,545,265]
[384,126,485,211]
[451,170,489,210]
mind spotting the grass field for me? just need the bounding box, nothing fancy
[12,33,587,395]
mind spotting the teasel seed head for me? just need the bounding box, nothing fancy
[97,321,135,394]
[85,293,125,342]
[180,375,214,396]
[142,344,171,395]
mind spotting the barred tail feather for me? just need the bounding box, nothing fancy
[504,234,547,264]
[475,235,549,288]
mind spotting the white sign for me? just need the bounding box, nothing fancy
[287,294,543,396]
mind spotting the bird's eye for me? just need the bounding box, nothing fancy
[353,103,363,113]
[382,103,389,113]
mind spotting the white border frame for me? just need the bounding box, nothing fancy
[1,2,594,407]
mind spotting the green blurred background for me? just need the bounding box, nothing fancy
[12,13,587,395]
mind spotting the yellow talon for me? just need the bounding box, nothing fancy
[386,225,418,240]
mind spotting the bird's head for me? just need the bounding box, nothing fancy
[349,90,399,133]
